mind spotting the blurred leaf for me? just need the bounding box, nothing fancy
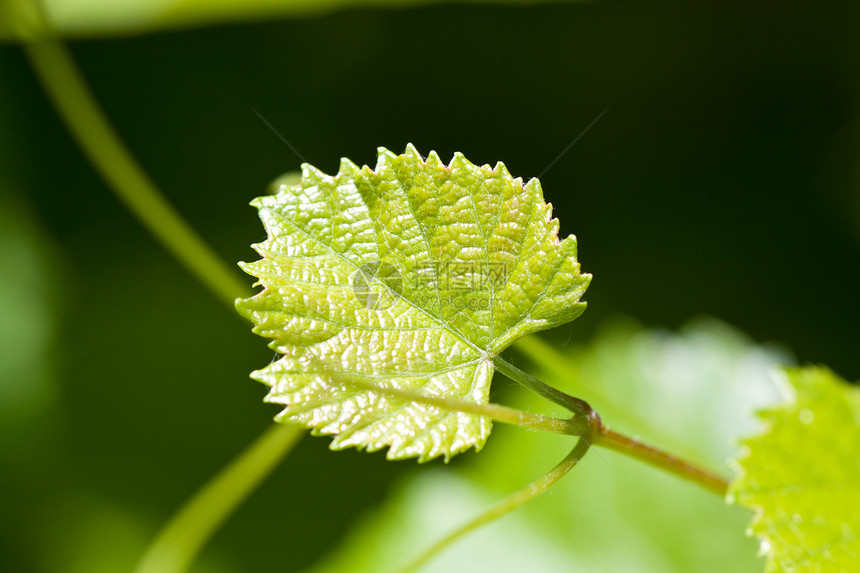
[1,0,582,40]
[0,196,58,438]
[303,319,783,573]
[730,366,860,573]
[237,145,590,461]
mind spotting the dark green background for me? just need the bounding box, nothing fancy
[1,1,859,571]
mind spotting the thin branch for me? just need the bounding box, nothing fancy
[593,429,728,496]
[134,423,303,573]
[22,10,295,573]
[337,376,575,435]
[23,4,250,306]
[512,335,691,456]
[396,439,592,573]
[494,354,729,496]
[493,356,601,435]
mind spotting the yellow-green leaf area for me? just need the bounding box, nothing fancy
[236,145,590,462]
[729,367,860,572]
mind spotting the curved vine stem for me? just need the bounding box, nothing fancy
[134,423,303,573]
[495,356,729,496]
[395,438,591,573]
[336,376,576,436]
[21,6,294,573]
[512,335,695,458]
[494,356,600,434]
[341,370,724,571]
[22,1,250,307]
[342,367,728,496]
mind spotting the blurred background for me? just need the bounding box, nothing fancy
[1,1,859,571]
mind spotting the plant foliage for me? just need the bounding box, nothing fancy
[730,366,860,573]
[236,145,590,461]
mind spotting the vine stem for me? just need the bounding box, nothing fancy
[494,356,729,496]
[395,439,591,573]
[512,334,694,458]
[22,7,250,306]
[343,366,728,496]
[335,376,575,436]
[21,7,294,573]
[493,356,599,432]
[593,429,728,496]
[133,423,303,573]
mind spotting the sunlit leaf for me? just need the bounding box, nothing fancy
[729,366,860,573]
[236,145,590,461]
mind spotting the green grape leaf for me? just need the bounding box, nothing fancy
[729,366,860,572]
[236,145,590,462]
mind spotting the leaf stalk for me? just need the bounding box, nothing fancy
[494,355,729,496]
[336,376,575,436]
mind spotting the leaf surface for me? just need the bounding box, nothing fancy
[729,367,860,572]
[237,145,590,461]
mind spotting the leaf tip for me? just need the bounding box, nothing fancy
[375,146,399,170]
[404,142,424,162]
[336,157,359,179]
